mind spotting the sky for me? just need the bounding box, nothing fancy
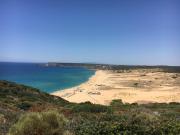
[0,0,180,65]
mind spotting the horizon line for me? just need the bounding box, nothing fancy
[0,61,180,67]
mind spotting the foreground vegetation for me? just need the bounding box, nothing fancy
[0,80,180,135]
[9,111,69,135]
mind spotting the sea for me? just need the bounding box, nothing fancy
[0,62,95,93]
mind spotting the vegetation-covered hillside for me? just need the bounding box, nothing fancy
[0,80,69,135]
[0,80,180,135]
[0,80,68,110]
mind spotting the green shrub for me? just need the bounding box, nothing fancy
[72,102,112,113]
[110,99,123,107]
[9,110,68,135]
[69,110,180,135]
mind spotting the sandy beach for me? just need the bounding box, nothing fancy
[52,70,180,105]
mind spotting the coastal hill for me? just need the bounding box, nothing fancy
[0,80,180,135]
[0,80,69,134]
[0,80,68,111]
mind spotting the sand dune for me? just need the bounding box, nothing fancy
[52,70,180,105]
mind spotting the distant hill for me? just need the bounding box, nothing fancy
[43,62,180,72]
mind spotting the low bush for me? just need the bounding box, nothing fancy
[72,102,112,113]
[9,110,70,135]
[70,110,180,135]
[110,99,123,107]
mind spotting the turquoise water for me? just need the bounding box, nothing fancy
[0,62,95,93]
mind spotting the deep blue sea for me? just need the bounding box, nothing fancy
[0,62,95,93]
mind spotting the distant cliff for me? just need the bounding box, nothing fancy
[42,62,180,72]
[43,62,113,70]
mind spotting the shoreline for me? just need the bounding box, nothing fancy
[51,70,100,102]
[52,70,180,105]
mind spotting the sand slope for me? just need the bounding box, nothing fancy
[52,70,180,105]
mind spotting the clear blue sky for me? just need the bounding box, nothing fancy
[0,0,179,65]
